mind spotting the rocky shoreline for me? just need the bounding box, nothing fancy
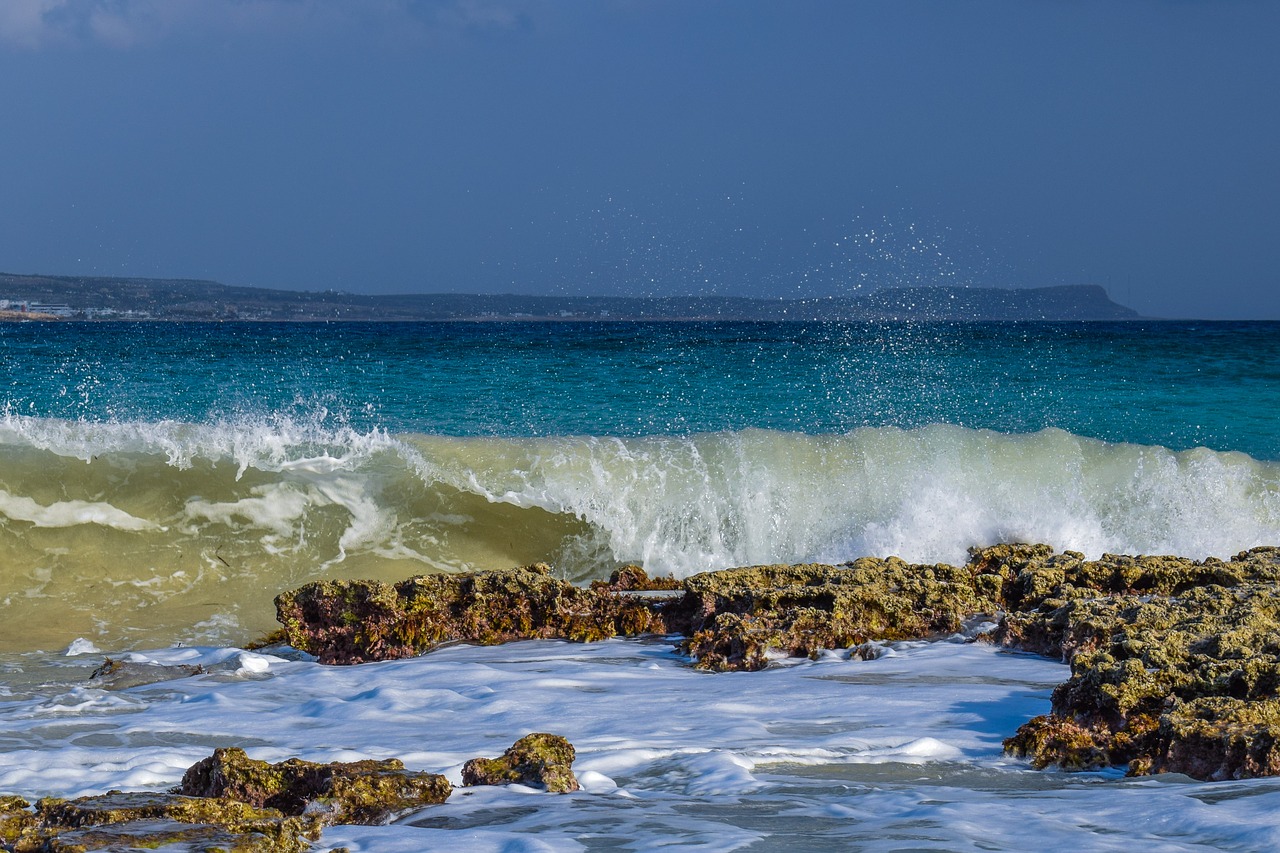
[6,543,1280,851]
[1,735,576,851]
[276,544,1280,781]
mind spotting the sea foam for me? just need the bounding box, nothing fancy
[2,638,1278,850]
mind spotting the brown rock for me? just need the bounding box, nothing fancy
[461,733,580,793]
[275,564,666,665]
[180,747,451,824]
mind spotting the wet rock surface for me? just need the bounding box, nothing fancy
[272,544,1280,782]
[461,733,580,793]
[0,734,585,850]
[88,658,206,690]
[275,563,666,665]
[668,558,999,671]
[0,798,34,848]
[993,545,1280,780]
[3,790,316,852]
[179,747,451,824]
[589,564,683,592]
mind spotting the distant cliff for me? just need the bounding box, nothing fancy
[0,273,1140,321]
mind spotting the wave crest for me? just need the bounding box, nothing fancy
[2,416,1278,650]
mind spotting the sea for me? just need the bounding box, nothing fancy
[3,319,1280,851]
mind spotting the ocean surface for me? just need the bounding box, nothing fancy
[3,319,1280,850]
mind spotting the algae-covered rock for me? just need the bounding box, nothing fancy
[1154,696,1280,780]
[671,557,1001,671]
[6,790,315,853]
[268,543,1280,783]
[276,564,667,665]
[461,733,579,793]
[999,546,1280,780]
[3,748,450,851]
[273,556,1004,671]
[180,747,451,824]
[1,796,34,846]
[590,564,683,592]
[14,821,293,852]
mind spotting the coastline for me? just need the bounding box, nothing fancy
[6,545,1280,850]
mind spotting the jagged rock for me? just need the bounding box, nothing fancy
[590,564,683,592]
[6,790,314,853]
[670,558,1001,671]
[461,734,579,793]
[179,747,451,824]
[1,796,35,847]
[270,544,1280,782]
[995,546,1280,780]
[275,564,666,665]
[2,748,450,851]
[14,822,291,852]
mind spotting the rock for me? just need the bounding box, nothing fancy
[88,658,205,690]
[275,564,666,665]
[268,544,1280,782]
[590,564,683,592]
[7,790,315,853]
[1,796,35,847]
[669,558,1001,671]
[998,546,1280,780]
[461,733,579,793]
[15,822,291,852]
[179,747,451,824]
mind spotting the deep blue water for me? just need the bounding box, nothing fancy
[2,320,1277,458]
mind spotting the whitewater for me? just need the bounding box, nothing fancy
[3,319,1280,849]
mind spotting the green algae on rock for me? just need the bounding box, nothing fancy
[0,797,34,848]
[271,544,1280,782]
[275,564,669,665]
[6,740,569,851]
[180,747,451,824]
[669,558,1002,671]
[5,790,315,853]
[990,545,1280,780]
[461,733,580,793]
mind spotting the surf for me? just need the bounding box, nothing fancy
[2,414,1279,652]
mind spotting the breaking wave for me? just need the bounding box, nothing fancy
[2,412,1279,650]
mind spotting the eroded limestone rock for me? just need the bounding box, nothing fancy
[270,544,1280,782]
[5,790,315,853]
[0,796,34,848]
[179,747,451,824]
[461,733,579,793]
[275,564,666,665]
[992,545,1280,779]
[589,564,683,592]
[670,558,1001,671]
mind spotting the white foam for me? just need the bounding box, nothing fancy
[418,426,1280,575]
[62,638,101,656]
[2,639,1278,850]
[0,489,160,532]
[0,409,407,476]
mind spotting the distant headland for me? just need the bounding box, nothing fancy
[0,272,1140,322]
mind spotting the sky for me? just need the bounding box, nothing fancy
[1,1,1277,319]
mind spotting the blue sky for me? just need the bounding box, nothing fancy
[1,0,1277,318]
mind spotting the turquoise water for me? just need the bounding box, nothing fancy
[4,319,1280,852]
[3,320,1278,456]
[1,319,1279,651]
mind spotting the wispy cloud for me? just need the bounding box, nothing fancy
[0,0,536,49]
